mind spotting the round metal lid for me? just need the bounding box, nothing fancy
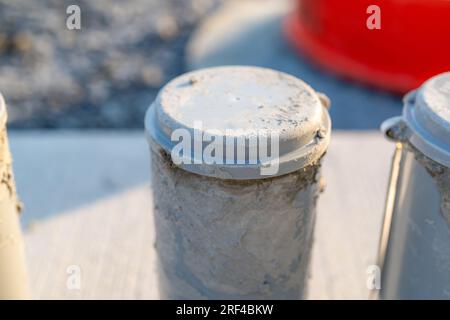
[145,66,331,179]
[403,72,450,167]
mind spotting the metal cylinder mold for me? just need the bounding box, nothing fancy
[0,94,30,299]
[379,72,450,299]
[145,66,331,299]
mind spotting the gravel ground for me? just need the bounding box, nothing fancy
[0,0,221,128]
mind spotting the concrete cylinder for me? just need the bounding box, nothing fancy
[145,66,331,299]
[379,72,450,299]
[0,94,30,299]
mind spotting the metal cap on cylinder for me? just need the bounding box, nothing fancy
[383,72,450,167]
[145,66,331,180]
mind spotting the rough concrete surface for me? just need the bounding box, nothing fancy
[0,125,29,299]
[151,147,321,299]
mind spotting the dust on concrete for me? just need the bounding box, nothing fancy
[150,145,323,299]
[405,143,450,229]
[0,128,21,213]
[156,146,323,188]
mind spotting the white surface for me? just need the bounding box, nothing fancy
[7,130,394,299]
[10,131,149,225]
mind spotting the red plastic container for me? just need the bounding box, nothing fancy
[285,0,450,93]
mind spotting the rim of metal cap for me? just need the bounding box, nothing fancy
[382,72,450,167]
[145,66,331,180]
[404,72,450,167]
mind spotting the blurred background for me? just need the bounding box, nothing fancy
[2,0,450,130]
[0,0,221,128]
[0,0,414,131]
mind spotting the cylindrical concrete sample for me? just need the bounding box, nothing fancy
[0,94,30,299]
[379,72,450,299]
[145,66,331,299]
